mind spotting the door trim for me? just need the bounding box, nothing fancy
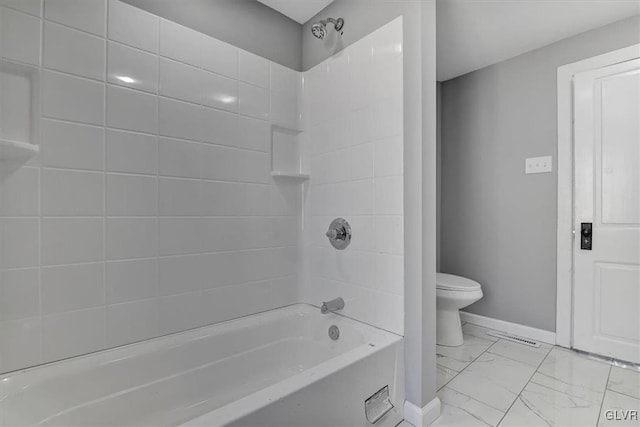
[556,43,640,348]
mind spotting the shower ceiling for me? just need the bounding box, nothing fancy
[256,0,335,24]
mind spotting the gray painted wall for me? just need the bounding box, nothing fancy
[122,0,303,70]
[440,16,640,332]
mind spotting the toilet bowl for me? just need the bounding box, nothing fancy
[436,273,483,347]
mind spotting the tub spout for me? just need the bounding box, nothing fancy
[321,297,345,314]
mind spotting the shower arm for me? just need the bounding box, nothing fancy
[321,17,344,31]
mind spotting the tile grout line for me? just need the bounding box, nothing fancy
[495,341,555,426]
[436,333,501,392]
[595,364,613,427]
[604,387,640,402]
[102,0,109,351]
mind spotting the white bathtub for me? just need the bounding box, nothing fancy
[0,304,404,426]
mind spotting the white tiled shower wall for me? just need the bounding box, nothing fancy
[302,18,404,334]
[0,0,302,373]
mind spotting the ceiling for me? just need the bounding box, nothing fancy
[437,0,640,81]
[256,0,335,24]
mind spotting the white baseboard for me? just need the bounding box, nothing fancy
[404,397,441,427]
[460,312,556,345]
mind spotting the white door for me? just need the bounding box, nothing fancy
[573,58,640,364]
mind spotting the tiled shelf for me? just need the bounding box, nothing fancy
[0,138,39,160]
[271,171,310,181]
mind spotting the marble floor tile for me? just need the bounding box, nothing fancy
[432,387,505,427]
[447,352,536,412]
[461,323,501,342]
[608,366,640,400]
[437,364,459,390]
[436,335,494,371]
[599,390,640,426]
[499,372,605,426]
[537,347,611,393]
[487,339,553,368]
[500,383,601,427]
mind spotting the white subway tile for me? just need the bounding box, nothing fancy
[0,0,41,16]
[158,255,202,296]
[43,71,105,125]
[0,167,39,216]
[108,0,158,53]
[41,119,104,170]
[158,291,203,335]
[202,278,295,325]
[159,58,203,104]
[238,50,269,88]
[372,17,403,62]
[107,85,157,134]
[44,22,105,80]
[158,177,201,216]
[374,135,403,177]
[158,97,205,142]
[201,145,269,183]
[238,82,269,120]
[349,107,375,146]
[202,72,238,113]
[158,218,203,256]
[270,62,298,95]
[236,116,270,152]
[107,298,159,347]
[268,184,300,216]
[158,137,201,178]
[373,95,402,138]
[0,317,42,373]
[44,0,106,36]
[41,218,104,265]
[106,218,157,260]
[106,174,157,216]
[0,218,39,268]
[106,258,157,304]
[201,181,269,216]
[201,35,237,78]
[348,179,374,215]
[0,6,41,66]
[271,91,298,129]
[374,54,402,102]
[43,307,105,361]
[201,247,295,290]
[374,176,403,215]
[159,19,200,67]
[375,215,403,255]
[350,143,374,180]
[106,129,157,175]
[374,254,403,295]
[201,217,296,252]
[201,107,238,146]
[42,169,104,216]
[41,263,104,314]
[108,41,158,93]
[0,268,39,321]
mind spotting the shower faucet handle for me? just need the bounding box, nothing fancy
[325,218,351,250]
[325,228,345,240]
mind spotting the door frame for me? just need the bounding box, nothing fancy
[556,43,640,348]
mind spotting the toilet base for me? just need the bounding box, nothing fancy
[436,308,463,347]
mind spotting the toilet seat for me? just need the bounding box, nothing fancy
[436,273,481,292]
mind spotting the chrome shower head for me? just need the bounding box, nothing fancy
[311,22,327,39]
[310,17,344,40]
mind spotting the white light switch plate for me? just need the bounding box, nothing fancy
[525,156,552,174]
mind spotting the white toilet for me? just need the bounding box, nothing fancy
[436,273,483,347]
